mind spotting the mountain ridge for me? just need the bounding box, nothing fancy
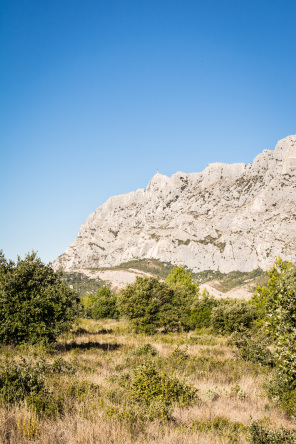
[54,135,296,274]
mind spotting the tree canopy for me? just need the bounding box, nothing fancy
[118,267,199,334]
[0,251,79,344]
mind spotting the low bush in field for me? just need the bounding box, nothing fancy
[0,358,47,405]
[133,343,158,356]
[66,380,101,399]
[228,330,274,367]
[210,299,257,334]
[26,392,64,418]
[0,357,76,417]
[191,416,247,436]
[116,361,199,420]
[130,362,198,407]
[248,419,296,443]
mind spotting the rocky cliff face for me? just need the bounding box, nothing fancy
[54,135,296,274]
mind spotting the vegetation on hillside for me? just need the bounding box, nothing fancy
[62,272,106,296]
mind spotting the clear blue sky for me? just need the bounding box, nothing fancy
[1,0,295,264]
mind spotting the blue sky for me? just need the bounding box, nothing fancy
[1,0,295,264]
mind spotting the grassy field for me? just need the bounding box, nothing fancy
[1,319,294,444]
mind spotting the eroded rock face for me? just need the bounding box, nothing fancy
[54,135,296,273]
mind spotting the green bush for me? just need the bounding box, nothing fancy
[191,416,247,435]
[228,330,274,367]
[82,286,118,319]
[118,275,197,333]
[129,362,198,419]
[0,358,47,405]
[189,291,219,329]
[0,251,79,344]
[133,343,158,356]
[66,380,101,399]
[165,266,199,295]
[267,263,296,385]
[210,299,257,334]
[248,419,296,443]
[250,257,291,325]
[26,392,64,418]
[267,372,296,418]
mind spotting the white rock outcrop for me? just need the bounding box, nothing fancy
[54,136,296,274]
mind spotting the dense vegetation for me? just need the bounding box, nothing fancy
[0,251,295,443]
[0,251,79,345]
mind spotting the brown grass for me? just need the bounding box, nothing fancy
[0,319,294,443]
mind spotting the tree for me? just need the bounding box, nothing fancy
[250,257,291,325]
[117,276,196,334]
[81,286,118,319]
[268,262,296,384]
[210,299,257,334]
[0,251,79,344]
[165,266,199,295]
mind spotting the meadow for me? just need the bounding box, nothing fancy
[1,318,295,444]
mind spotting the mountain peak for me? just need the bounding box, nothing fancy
[54,136,296,274]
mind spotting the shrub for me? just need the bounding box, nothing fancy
[118,276,196,333]
[248,419,296,443]
[189,291,219,329]
[66,380,101,399]
[228,330,274,367]
[210,299,257,334]
[267,372,296,418]
[191,416,247,435]
[250,257,291,325]
[130,362,199,409]
[82,286,118,319]
[133,344,158,356]
[0,358,47,405]
[26,392,64,418]
[0,251,79,344]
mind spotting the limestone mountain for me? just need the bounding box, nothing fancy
[54,135,296,275]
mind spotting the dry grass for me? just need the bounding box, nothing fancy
[0,319,295,443]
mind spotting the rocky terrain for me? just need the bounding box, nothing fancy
[54,135,296,277]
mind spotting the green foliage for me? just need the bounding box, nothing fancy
[189,290,219,329]
[0,358,47,405]
[267,372,296,418]
[118,276,196,333]
[165,266,199,295]
[249,258,296,416]
[210,299,257,334]
[228,330,274,367]
[248,419,296,443]
[0,356,76,411]
[66,380,101,399]
[268,263,296,385]
[129,362,198,416]
[191,416,247,437]
[133,344,158,356]
[0,251,79,344]
[26,392,64,418]
[250,257,291,324]
[81,286,118,319]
